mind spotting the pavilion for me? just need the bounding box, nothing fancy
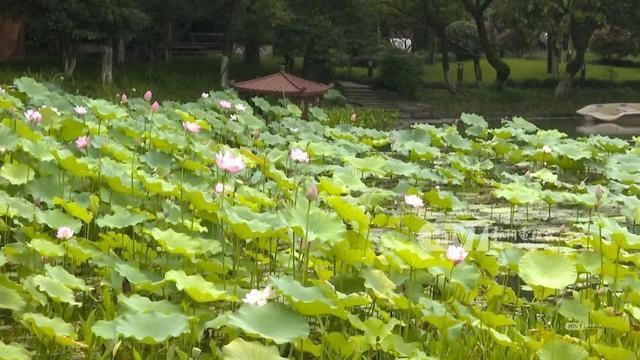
[231,67,333,118]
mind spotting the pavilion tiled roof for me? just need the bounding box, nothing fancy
[232,70,333,97]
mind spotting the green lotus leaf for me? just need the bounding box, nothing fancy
[487,328,516,347]
[44,264,88,291]
[332,170,370,193]
[424,189,460,210]
[88,98,128,120]
[19,137,55,162]
[117,294,181,315]
[443,127,472,151]
[0,162,34,185]
[165,269,227,302]
[344,156,387,176]
[93,312,190,345]
[558,299,592,323]
[224,206,286,239]
[593,343,638,360]
[0,125,20,152]
[0,340,32,360]
[493,182,540,205]
[357,317,400,346]
[460,113,488,137]
[519,251,576,290]
[96,206,147,229]
[221,338,286,360]
[28,238,65,257]
[538,339,588,360]
[21,312,78,346]
[477,310,515,327]
[281,200,347,244]
[590,310,630,332]
[361,268,397,300]
[113,263,164,290]
[149,228,219,256]
[226,303,310,344]
[26,176,63,205]
[52,197,93,224]
[32,275,80,306]
[270,276,346,318]
[52,149,94,177]
[327,196,369,235]
[451,263,480,291]
[35,209,82,233]
[0,284,26,311]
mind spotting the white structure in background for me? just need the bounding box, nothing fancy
[390,37,412,52]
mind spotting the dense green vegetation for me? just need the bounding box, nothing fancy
[1,79,640,359]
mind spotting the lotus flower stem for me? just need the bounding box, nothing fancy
[301,198,312,284]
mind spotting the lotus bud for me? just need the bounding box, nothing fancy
[543,145,552,154]
[120,93,128,104]
[306,182,318,201]
[151,101,160,113]
[595,186,604,201]
[350,112,357,122]
[525,170,532,178]
[144,90,153,102]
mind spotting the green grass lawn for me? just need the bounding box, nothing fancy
[0,56,286,102]
[422,57,640,84]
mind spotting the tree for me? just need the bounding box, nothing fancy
[460,0,510,89]
[1,0,148,83]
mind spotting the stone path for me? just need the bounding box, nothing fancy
[336,81,457,128]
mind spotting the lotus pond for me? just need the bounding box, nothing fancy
[1,78,640,359]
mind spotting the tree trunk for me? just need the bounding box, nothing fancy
[461,0,510,89]
[473,57,482,83]
[440,32,455,94]
[555,19,596,98]
[243,35,261,66]
[427,36,436,64]
[62,39,77,77]
[101,39,113,85]
[220,2,241,88]
[546,32,553,74]
[117,37,125,65]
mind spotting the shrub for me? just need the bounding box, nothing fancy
[590,25,639,60]
[379,49,425,98]
[446,21,482,61]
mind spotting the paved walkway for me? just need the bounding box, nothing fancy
[336,81,457,128]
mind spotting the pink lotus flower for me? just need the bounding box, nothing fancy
[235,103,246,112]
[306,183,318,201]
[120,94,128,104]
[542,145,552,154]
[74,105,87,116]
[151,101,160,113]
[216,150,246,175]
[75,136,90,149]
[182,121,201,133]
[242,286,274,306]
[405,194,424,209]
[350,112,357,122]
[215,182,224,194]
[56,227,74,240]
[219,100,232,109]
[201,92,209,99]
[144,90,153,102]
[24,109,42,123]
[446,245,467,265]
[290,148,309,163]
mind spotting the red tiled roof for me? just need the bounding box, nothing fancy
[232,70,334,97]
